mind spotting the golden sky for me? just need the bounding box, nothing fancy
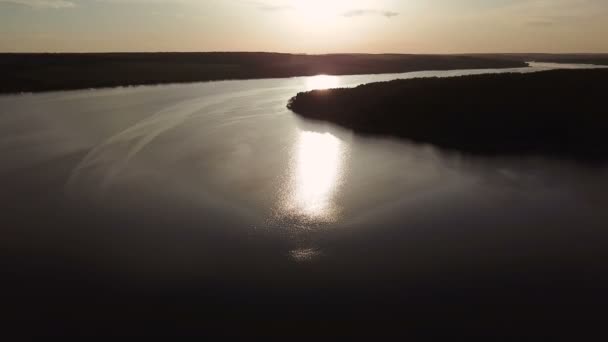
[1,0,607,53]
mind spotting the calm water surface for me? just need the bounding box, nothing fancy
[2,63,607,331]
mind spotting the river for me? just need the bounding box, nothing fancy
[1,62,607,332]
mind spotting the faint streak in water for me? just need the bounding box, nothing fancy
[65,96,234,196]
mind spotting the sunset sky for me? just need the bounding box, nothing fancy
[1,0,607,53]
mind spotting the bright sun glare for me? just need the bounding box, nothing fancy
[280,0,383,37]
[293,131,344,219]
[293,0,345,14]
[306,75,340,90]
[280,131,346,222]
[291,0,356,25]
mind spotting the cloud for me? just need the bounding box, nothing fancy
[241,0,292,12]
[0,0,75,8]
[257,4,292,11]
[256,4,292,11]
[343,9,399,18]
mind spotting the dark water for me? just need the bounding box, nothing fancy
[1,63,607,337]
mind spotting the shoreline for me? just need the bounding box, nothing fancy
[0,65,535,98]
[288,68,608,162]
[0,52,529,94]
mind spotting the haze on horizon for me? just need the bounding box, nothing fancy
[1,0,607,53]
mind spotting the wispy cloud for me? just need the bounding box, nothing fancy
[241,1,399,18]
[343,9,399,19]
[0,0,75,8]
[257,4,292,11]
[242,0,293,12]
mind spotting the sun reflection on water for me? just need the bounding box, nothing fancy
[306,75,341,91]
[279,131,347,224]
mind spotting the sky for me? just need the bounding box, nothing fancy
[1,0,607,53]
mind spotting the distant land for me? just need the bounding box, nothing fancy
[288,68,608,162]
[0,53,531,94]
[474,53,608,66]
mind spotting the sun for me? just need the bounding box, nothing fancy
[289,0,345,26]
[292,0,346,16]
[275,0,389,42]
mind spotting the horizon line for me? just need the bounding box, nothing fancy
[1,51,608,55]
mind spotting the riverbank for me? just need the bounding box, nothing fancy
[0,52,528,94]
[478,53,608,66]
[288,68,608,161]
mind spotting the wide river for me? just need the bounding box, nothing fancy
[2,62,608,330]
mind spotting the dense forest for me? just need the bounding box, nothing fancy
[288,69,608,161]
[0,53,527,94]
